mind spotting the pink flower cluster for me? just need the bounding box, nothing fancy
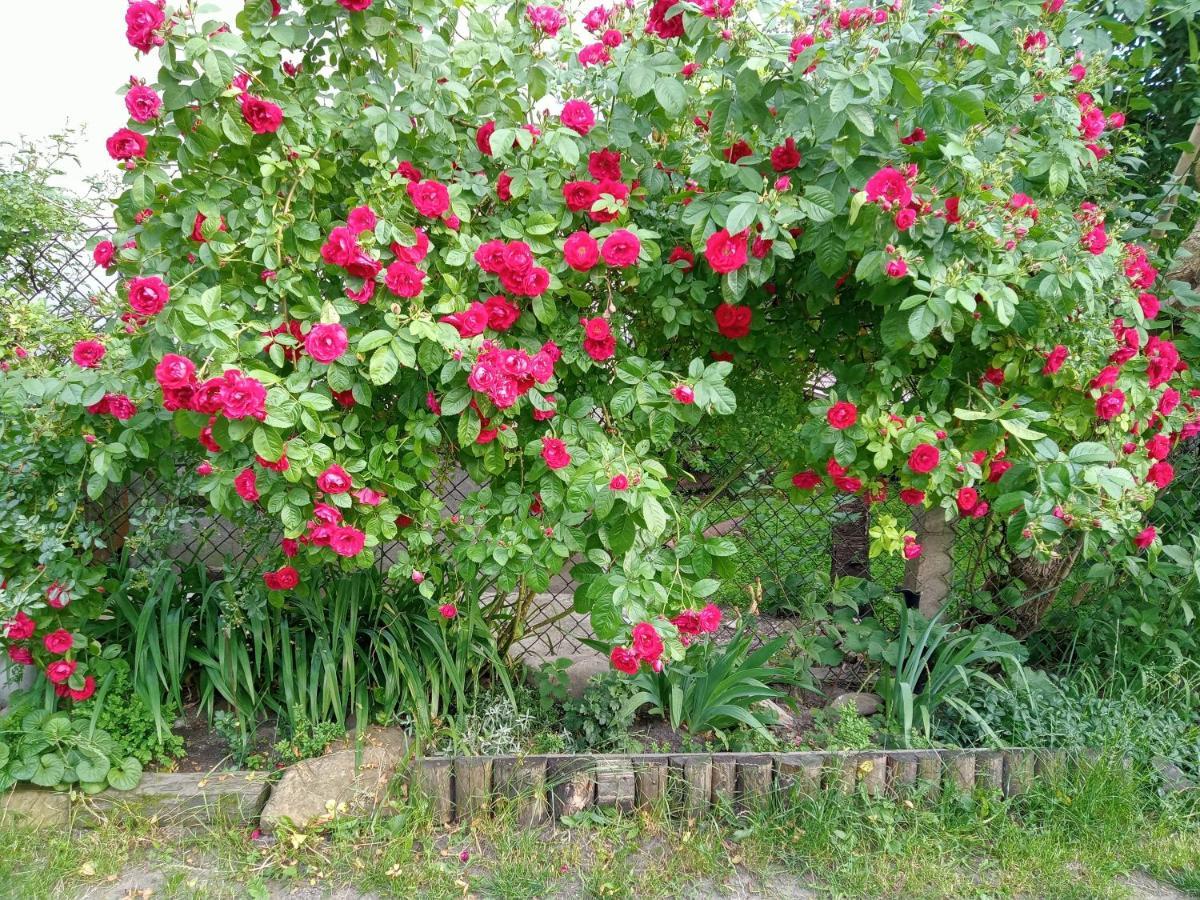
[474,239,551,296]
[526,4,567,35]
[467,341,558,409]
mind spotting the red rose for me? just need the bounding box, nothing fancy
[610,474,629,491]
[73,340,106,368]
[385,261,426,298]
[1134,525,1156,550]
[234,468,260,503]
[1147,461,1174,489]
[125,84,162,123]
[632,622,664,662]
[1095,389,1126,421]
[564,231,600,271]
[5,611,35,641]
[610,646,639,674]
[769,137,801,172]
[305,323,349,364]
[484,295,521,331]
[672,384,695,404]
[127,276,170,316]
[1042,344,1069,375]
[439,603,458,619]
[46,660,77,685]
[317,464,352,494]
[704,229,749,274]
[560,100,596,136]
[154,354,196,390]
[407,180,451,217]
[67,676,96,702]
[564,181,601,212]
[791,470,820,489]
[668,246,695,272]
[600,229,640,268]
[263,566,300,591]
[496,172,513,201]
[588,148,622,180]
[476,120,495,156]
[590,179,629,223]
[1138,292,1160,319]
[241,95,284,134]
[864,166,912,208]
[93,241,116,268]
[724,140,753,163]
[126,1,166,52]
[43,629,74,655]
[541,436,571,469]
[988,460,1013,483]
[713,303,752,339]
[907,443,940,474]
[699,604,722,632]
[330,525,366,557]
[956,486,979,513]
[826,401,858,430]
[107,128,148,161]
[900,488,926,505]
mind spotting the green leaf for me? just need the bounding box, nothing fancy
[357,329,393,353]
[642,495,668,538]
[590,595,623,641]
[252,427,284,462]
[797,186,836,223]
[1068,442,1115,464]
[369,347,399,385]
[908,306,936,341]
[654,78,686,116]
[106,757,143,791]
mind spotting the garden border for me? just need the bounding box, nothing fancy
[0,747,1125,832]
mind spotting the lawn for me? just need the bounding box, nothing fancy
[3,759,1195,899]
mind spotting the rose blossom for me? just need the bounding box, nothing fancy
[541,436,571,469]
[560,100,596,136]
[563,231,600,271]
[73,340,106,368]
[826,401,858,430]
[317,464,353,494]
[305,323,349,364]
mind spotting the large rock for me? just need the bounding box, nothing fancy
[0,786,70,826]
[81,771,270,827]
[826,692,881,716]
[259,727,411,832]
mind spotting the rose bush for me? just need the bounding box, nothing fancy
[2,0,1197,697]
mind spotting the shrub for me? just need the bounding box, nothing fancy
[2,0,1197,739]
[938,669,1200,781]
[75,661,185,768]
[563,673,640,752]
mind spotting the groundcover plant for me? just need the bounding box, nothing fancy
[0,0,1195,700]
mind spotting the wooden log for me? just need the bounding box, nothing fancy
[595,758,635,814]
[777,752,824,802]
[494,756,547,827]
[710,755,737,808]
[670,754,711,820]
[916,751,942,801]
[631,755,668,808]
[857,753,887,797]
[887,752,918,795]
[1003,750,1034,798]
[411,757,453,825]
[454,757,493,821]
[548,757,595,819]
[825,752,857,795]
[1034,749,1066,781]
[975,751,1004,794]
[735,755,773,812]
[945,751,975,794]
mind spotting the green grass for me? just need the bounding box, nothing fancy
[0,758,1196,898]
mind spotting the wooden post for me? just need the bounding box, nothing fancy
[735,755,773,812]
[632,755,668,808]
[548,757,595,819]
[825,752,857,795]
[777,752,824,802]
[858,753,887,797]
[411,757,453,825]
[454,757,493,821]
[887,752,918,795]
[494,756,547,826]
[975,751,1004,794]
[1003,750,1033,798]
[945,751,975,794]
[916,751,942,801]
[595,758,635,814]
[710,754,737,808]
[670,754,712,820]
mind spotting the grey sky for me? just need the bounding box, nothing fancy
[0,0,242,189]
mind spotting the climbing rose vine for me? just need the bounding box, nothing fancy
[2,0,1196,690]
